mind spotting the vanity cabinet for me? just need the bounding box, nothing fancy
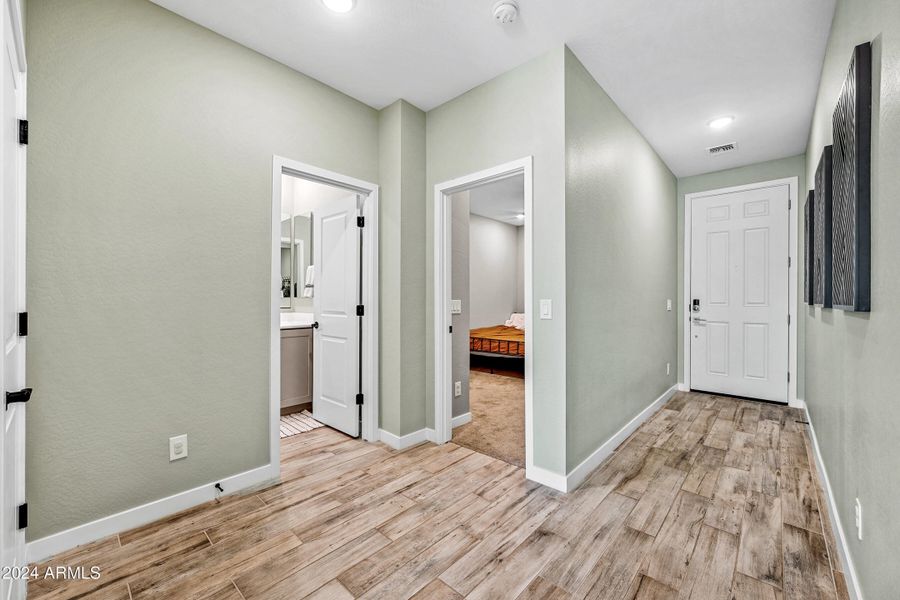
[281,327,312,412]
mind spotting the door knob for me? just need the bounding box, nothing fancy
[692,299,701,312]
[6,388,32,408]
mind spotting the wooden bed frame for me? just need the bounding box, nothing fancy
[469,325,525,357]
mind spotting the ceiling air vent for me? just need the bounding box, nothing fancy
[708,142,738,155]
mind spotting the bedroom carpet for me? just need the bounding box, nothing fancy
[452,370,525,467]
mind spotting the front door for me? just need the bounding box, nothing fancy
[312,194,361,437]
[1,0,27,597]
[690,184,790,403]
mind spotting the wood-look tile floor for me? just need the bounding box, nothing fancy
[29,392,850,600]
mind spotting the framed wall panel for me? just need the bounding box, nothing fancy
[804,190,814,305]
[831,41,872,312]
[813,146,833,308]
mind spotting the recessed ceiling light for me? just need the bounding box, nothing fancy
[322,0,355,13]
[708,116,735,129]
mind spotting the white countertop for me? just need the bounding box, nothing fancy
[280,312,315,329]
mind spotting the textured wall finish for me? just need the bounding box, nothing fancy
[803,0,900,596]
[25,0,379,539]
[563,49,677,472]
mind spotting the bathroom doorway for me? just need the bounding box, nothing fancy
[270,158,379,466]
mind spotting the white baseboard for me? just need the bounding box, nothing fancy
[378,428,432,450]
[451,412,471,428]
[563,384,678,493]
[677,383,690,392]
[27,463,279,564]
[801,402,864,600]
[525,464,568,492]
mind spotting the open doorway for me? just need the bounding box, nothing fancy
[270,158,379,468]
[434,158,532,470]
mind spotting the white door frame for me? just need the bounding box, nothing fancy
[271,156,380,467]
[433,157,533,464]
[682,176,799,407]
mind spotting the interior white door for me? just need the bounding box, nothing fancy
[1,1,26,597]
[690,184,789,403]
[312,194,360,437]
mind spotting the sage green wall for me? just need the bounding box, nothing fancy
[426,48,568,474]
[676,154,806,398]
[377,100,427,436]
[803,0,900,596]
[563,49,677,471]
[25,0,379,539]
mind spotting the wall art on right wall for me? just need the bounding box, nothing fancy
[831,41,872,312]
[814,145,833,308]
[805,189,815,305]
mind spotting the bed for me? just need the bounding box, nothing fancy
[469,325,525,357]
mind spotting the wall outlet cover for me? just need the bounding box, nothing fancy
[666,362,671,375]
[454,381,462,397]
[169,434,188,461]
[666,299,673,311]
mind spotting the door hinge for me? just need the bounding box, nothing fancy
[356,305,364,317]
[18,120,27,145]
[17,503,27,530]
[449,325,453,334]
[787,314,791,325]
[5,388,32,408]
[788,198,792,210]
[788,256,792,268]
[357,216,365,228]
[17,312,27,337]
[355,393,364,406]
[787,372,791,383]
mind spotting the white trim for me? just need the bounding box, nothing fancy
[271,157,380,456]
[682,177,799,406]
[526,464,568,492]
[563,385,678,492]
[801,401,864,600]
[378,428,431,451]
[26,464,277,564]
[451,412,471,428]
[433,157,535,476]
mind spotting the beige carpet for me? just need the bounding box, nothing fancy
[452,371,525,467]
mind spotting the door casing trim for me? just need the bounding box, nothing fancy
[432,157,534,474]
[682,176,799,407]
[271,156,380,462]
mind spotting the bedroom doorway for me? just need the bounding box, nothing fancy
[433,158,533,469]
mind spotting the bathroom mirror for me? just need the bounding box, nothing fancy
[294,214,313,307]
[280,217,292,309]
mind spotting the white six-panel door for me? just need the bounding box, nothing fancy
[1,0,26,597]
[690,184,789,403]
[312,195,361,437]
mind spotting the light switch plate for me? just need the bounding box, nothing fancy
[450,299,462,315]
[666,299,673,311]
[539,299,552,320]
[169,434,188,462]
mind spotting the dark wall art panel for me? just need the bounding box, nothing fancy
[831,41,872,312]
[805,190,814,305]
[814,146,833,308]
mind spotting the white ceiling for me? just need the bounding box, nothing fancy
[150,0,835,177]
[467,176,525,226]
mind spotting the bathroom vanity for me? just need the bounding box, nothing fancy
[280,313,314,414]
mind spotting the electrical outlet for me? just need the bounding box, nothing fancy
[666,299,673,311]
[169,434,188,461]
[454,381,462,397]
[666,362,671,375]
[855,498,862,540]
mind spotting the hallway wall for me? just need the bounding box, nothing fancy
[802,0,900,596]
[25,0,380,540]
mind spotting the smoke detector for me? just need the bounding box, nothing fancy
[492,1,519,24]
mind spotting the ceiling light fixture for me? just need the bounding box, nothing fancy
[322,0,355,13]
[708,116,735,129]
